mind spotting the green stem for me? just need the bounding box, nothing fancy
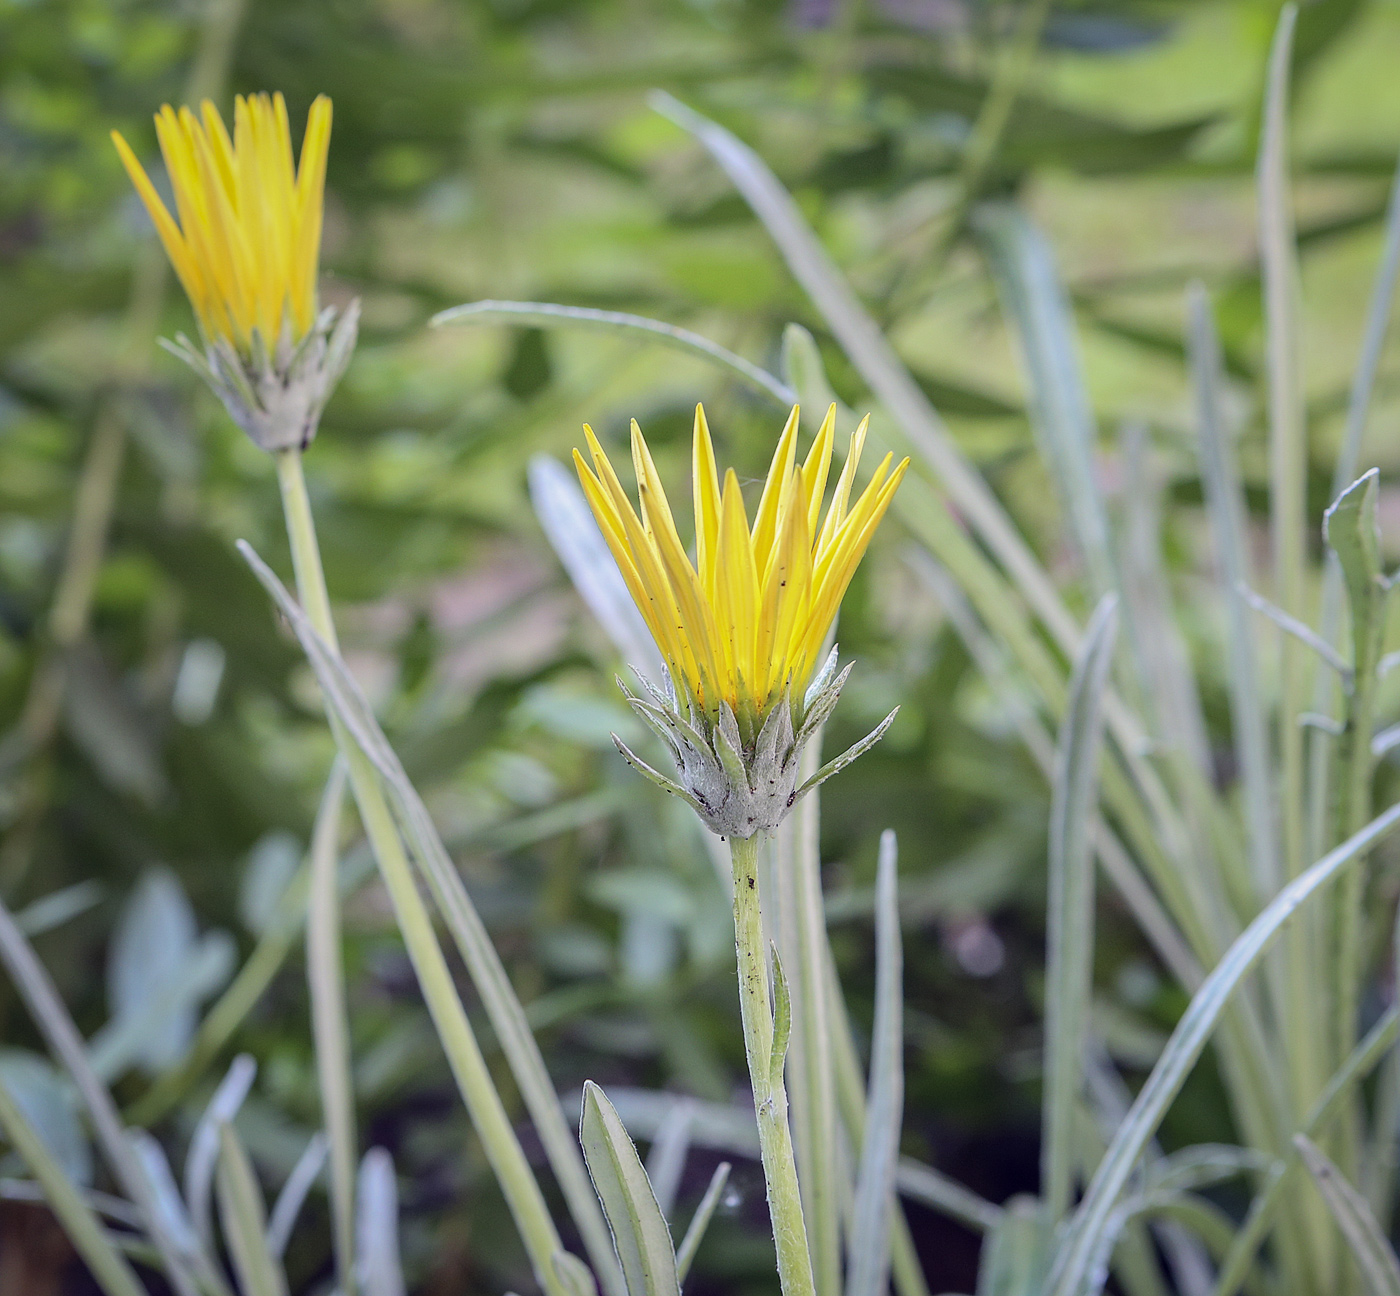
[729,831,816,1296]
[274,448,567,1296]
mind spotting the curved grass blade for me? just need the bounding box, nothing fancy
[0,1069,148,1296]
[238,539,623,1296]
[1043,798,1400,1296]
[580,1081,680,1296]
[433,301,795,407]
[651,90,1079,660]
[675,1161,730,1282]
[185,1053,256,1248]
[1042,596,1118,1223]
[216,1122,288,1296]
[1296,1136,1400,1296]
[845,829,905,1296]
[266,1133,327,1259]
[0,894,206,1296]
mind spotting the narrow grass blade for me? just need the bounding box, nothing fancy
[845,829,904,1296]
[1296,1135,1400,1296]
[306,758,357,1292]
[976,1196,1052,1296]
[653,91,1080,661]
[356,1147,407,1296]
[974,204,1115,599]
[529,456,665,683]
[1259,2,1309,887]
[129,1131,229,1296]
[1214,1005,1400,1296]
[1239,584,1351,680]
[1189,283,1278,901]
[266,1133,327,1259]
[433,301,795,407]
[0,1069,149,1296]
[675,1161,730,1281]
[0,893,204,1296]
[1042,595,1118,1223]
[237,539,621,1296]
[216,1122,288,1296]
[14,882,104,937]
[186,1054,257,1248]
[1043,798,1400,1296]
[580,1081,681,1296]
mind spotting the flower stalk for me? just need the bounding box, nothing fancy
[730,829,816,1296]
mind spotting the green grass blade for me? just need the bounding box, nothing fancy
[579,1081,680,1296]
[1189,282,1279,902]
[0,1069,149,1296]
[184,1054,256,1249]
[238,540,617,1296]
[215,1122,288,1296]
[974,204,1116,599]
[306,758,357,1294]
[432,300,795,407]
[1044,799,1400,1296]
[0,895,205,1296]
[845,829,904,1296]
[675,1161,730,1282]
[1214,1006,1400,1296]
[652,91,1081,661]
[1296,1136,1400,1296]
[1042,595,1118,1223]
[265,1133,327,1259]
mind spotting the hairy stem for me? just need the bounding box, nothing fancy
[729,830,816,1296]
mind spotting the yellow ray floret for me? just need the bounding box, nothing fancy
[573,404,909,717]
[112,93,332,352]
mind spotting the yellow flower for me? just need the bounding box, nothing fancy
[574,404,909,722]
[112,93,332,353]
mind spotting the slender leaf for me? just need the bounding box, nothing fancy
[579,1081,680,1296]
[185,1054,257,1248]
[215,1122,288,1296]
[675,1161,730,1282]
[1043,799,1400,1296]
[1296,1136,1400,1296]
[976,1195,1052,1296]
[266,1133,327,1259]
[435,301,794,406]
[238,538,623,1296]
[1043,595,1118,1222]
[0,1069,148,1296]
[846,828,905,1296]
[0,893,206,1296]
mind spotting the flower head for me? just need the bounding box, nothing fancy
[112,93,331,353]
[112,93,356,452]
[573,404,907,836]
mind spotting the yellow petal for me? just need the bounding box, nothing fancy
[815,414,870,556]
[716,469,760,704]
[801,404,836,540]
[691,404,722,601]
[749,403,800,572]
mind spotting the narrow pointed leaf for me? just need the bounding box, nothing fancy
[675,1162,730,1281]
[1043,595,1118,1222]
[215,1122,287,1296]
[1296,1135,1400,1296]
[580,1081,680,1296]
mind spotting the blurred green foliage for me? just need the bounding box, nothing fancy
[4,0,1400,1290]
